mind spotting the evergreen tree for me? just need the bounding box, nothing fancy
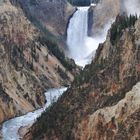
[110,14,138,45]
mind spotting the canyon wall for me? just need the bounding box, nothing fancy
[18,0,75,37]
[89,0,122,36]
[0,0,74,123]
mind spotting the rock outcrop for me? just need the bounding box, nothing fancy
[89,0,122,36]
[18,0,75,37]
[75,82,140,140]
[27,16,140,140]
[0,0,74,123]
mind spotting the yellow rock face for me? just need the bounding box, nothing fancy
[91,0,122,35]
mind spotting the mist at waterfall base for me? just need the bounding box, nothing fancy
[67,7,112,67]
[124,0,140,15]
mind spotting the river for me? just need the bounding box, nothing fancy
[1,88,67,140]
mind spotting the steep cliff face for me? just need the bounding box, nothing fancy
[89,0,122,36]
[27,16,140,140]
[0,0,74,123]
[18,0,75,37]
[75,82,140,140]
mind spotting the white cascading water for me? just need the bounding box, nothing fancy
[67,7,91,66]
[67,6,112,67]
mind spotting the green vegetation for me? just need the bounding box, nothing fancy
[68,0,99,6]
[68,0,90,6]
[57,65,69,80]
[33,92,70,139]
[19,10,76,72]
[73,59,106,87]
[38,36,76,71]
[110,14,138,45]
[18,1,57,42]
[29,0,38,5]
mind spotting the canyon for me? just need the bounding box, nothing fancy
[1,0,140,140]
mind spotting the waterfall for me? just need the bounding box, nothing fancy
[67,7,90,66]
[67,6,112,67]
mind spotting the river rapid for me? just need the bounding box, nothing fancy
[1,88,67,140]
